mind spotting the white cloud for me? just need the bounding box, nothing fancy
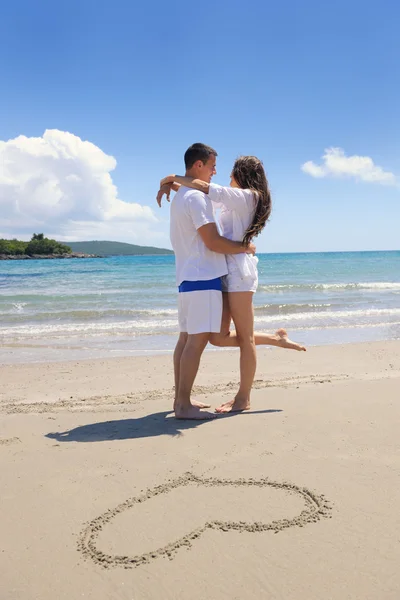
[0,129,158,241]
[301,147,397,186]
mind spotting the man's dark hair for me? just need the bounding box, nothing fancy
[184,143,218,170]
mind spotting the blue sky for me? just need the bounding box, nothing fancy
[1,0,399,252]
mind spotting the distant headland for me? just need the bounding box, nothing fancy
[67,240,174,256]
[0,234,174,260]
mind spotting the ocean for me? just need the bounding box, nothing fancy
[1,251,399,364]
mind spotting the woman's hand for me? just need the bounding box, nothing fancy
[160,174,176,187]
[156,183,173,207]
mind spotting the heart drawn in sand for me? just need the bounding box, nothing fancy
[78,472,332,569]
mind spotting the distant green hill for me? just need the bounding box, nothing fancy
[67,240,173,256]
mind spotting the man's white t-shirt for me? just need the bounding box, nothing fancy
[170,186,228,286]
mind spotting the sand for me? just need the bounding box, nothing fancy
[1,341,400,600]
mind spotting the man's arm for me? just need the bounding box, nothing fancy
[186,189,256,255]
[198,223,255,255]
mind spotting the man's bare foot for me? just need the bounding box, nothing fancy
[192,399,212,409]
[175,405,217,420]
[275,328,306,351]
[215,398,250,414]
[173,399,211,411]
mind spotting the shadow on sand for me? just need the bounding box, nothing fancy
[45,409,283,443]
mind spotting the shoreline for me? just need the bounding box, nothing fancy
[1,328,399,366]
[2,339,399,407]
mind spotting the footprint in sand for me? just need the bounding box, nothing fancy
[78,472,332,569]
[0,437,21,446]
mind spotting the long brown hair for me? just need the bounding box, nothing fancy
[231,156,272,245]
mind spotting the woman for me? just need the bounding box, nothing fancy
[160,156,305,413]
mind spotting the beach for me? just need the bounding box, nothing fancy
[2,1,400,597]
[1,341,400,600]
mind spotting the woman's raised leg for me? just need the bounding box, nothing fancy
[210,293,306,352]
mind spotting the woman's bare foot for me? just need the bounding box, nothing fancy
[275,328,306,351]
[175,404,217,420]
[215,398,251,414]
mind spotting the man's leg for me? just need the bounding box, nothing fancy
[175,332,215,419]
[173,332,187,411]
[173,332,211,411]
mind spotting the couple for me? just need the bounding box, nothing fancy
[157,143,305,420]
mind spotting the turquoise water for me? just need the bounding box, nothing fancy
[1,251,399,363]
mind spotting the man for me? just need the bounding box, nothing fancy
[157,143,255,420]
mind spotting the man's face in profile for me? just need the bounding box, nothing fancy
[197,155,217,183]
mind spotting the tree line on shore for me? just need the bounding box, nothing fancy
[0,233,72,256]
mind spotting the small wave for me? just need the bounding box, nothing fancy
[2,307,400,341]
[321,282,400,290]
[64,268,111,274]
[258,282,400,292]
[265,321,400,333]
[0,272,45,278]
[0,286,176,298]
[0,318,179,338]
[254,303,332,315]
[0,307,179,322]
[12,303,27,312]
[253,307,400,325]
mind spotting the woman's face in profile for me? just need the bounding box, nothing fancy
[230,173,239,188]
